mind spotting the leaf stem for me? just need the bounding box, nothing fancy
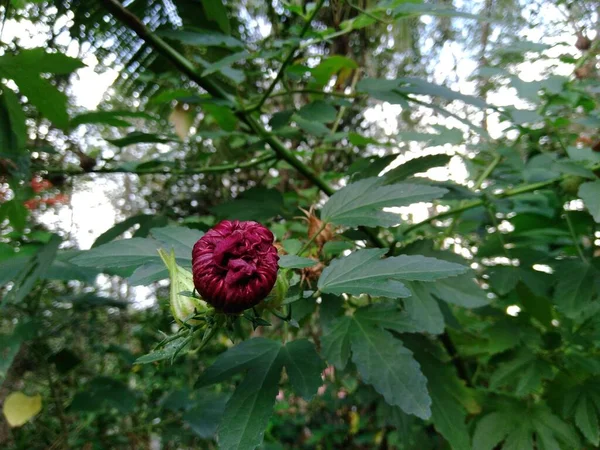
[563,203,588,264]
[297,221,329,256]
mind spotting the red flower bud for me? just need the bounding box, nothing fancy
[192,220,279,313]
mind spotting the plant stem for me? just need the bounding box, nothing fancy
[403,162,600,235]
[41,154,277,177]
[297,221,328,256]
[248,0,326,113]
[563,205,588,263]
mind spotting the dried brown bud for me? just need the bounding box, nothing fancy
[300,206,334,249]
[575,34,592,51]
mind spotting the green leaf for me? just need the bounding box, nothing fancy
[211,188,283,222]
[0,88,26,152]
[490,352,553,396]
[106,132,175,148]
[201,0,231,34]
[278,339,325,400]
[150,226,203,261]
[128,263,168,286]
[135,337,192,364]
[553,260,597,318]
[203,103,238,131]
[403,282,445,335]
[348,154,397,181]
[318,248,468,298]
[472,412,513,450]
[70,377,137,414]
[310,55,358,88]
[384,154,452,184]
[0,199,28,232]
[93,215,157,247]
[0,48,85,74]
[0,325,27,385]
[71,238,161,270]
[71,110,156,128]
[197,338,324,450]
[414,348,476,450]
[321,177,447,227]
[575,396,599,446]
[430,274,490,308]
[292,113,330,136]
[278,255,317,269]
[3,235,61,306]
[0,53,74,128]
[350,315,431,419]
[201,51,249,77]
[579,180,600,222]
[320,315,353,370]
[297,101,337,123]
[159,29,244,48]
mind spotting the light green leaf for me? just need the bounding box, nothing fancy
[158,249,207,325]
[579,180,600,222]
[3,392,42,427]
[318,249,468,298]
[321,177,447,227]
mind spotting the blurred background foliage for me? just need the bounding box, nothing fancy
[1,0,600,448]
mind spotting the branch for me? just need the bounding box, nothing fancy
[403,162,600,235]
[248,0,326,112]
[41,154,277,177]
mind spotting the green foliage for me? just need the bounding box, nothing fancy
[2,0,600,448]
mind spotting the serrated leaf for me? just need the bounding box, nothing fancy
[353,302,423,334]
[575,396,599,446]
[318,249,468,298]
[320,315,352,370]
[321,177,447,227]
[472,412,513,450]
[350,318,431,419]
[150,226,203,261]
[92,214,157,248]
[71,238,160,269]
[384,154,452,184]
[430,274,490,308]
[415,349,475,450]
[553,260,597,318]
[403,282,445,334]
[197,338,323,450]
[278,255,317,269]
[135,337,191,364]
[490,352,553,396]
[278,340,325,400]
[578,181,600,222]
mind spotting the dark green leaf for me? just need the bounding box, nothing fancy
[159,29,244,48]
[201,0,231,34]
[297,101,337,123]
